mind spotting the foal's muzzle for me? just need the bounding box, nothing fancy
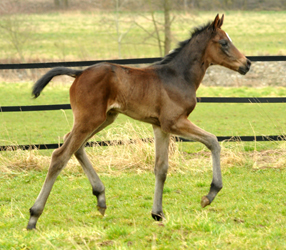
[238,59,251,75]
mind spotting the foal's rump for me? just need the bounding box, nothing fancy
[31,63,151,99]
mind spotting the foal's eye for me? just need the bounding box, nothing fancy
[219,40,228,47]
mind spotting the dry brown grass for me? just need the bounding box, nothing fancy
[1,122,286,175]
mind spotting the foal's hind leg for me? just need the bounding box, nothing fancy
[168,118,222,208]
[74,145,107,215]
[73,112,118,216]
[151,125,170,221]
[27,117,107,230]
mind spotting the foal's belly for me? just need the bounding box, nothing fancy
[120,109,161,127]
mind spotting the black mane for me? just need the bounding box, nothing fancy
[156,22,211,65]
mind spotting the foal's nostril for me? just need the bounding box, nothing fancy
[238,58,251,75]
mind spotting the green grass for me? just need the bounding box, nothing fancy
[1,83,286,152]
[0,11,285,62]
[1,167,286,249]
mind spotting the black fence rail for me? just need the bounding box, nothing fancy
[1,56,286,151]
[0,56,285,70]
[0,57,162,70]
[1,135,285,152]
[1,97,286,113]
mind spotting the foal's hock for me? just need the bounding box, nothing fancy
[27,14,251,230]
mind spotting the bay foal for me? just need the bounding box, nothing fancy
[27,14,251,229]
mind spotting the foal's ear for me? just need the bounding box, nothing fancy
[217,14,224,28]
[211,14,220,31]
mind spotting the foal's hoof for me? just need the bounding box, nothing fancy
[201,196,210,208]
[151,212,164,221]
[97,205,107,216]
[26,224,36,231]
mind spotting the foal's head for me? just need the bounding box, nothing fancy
[205,14,251,75]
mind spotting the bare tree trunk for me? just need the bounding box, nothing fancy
[63,0,68,8]
[54,0,60,7]
[164,0,171,55]
[54,0,69,9]
[184,0,188,12]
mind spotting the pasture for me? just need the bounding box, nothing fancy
[0,9,286,249]
[0,11,286,64]
[1,84,286,249]
[1,166,286,249]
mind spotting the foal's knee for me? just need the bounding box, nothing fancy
[207,134,221,153]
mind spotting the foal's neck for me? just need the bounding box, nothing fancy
[169,32,211,90]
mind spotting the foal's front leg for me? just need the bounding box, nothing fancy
[169,118,223,207]
[151,125,170,221]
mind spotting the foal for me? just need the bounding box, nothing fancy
[27,14,251,229]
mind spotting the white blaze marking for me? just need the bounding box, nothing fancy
[226,32,232,42]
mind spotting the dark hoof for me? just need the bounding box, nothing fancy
[151,212,164,221]
[97,205,107,216]
[26,224,36,230]
[201,196,210,208]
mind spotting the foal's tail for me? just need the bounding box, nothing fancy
[32,67,83,98]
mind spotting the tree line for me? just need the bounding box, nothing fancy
[1,0,285,14]
[53,0,286,11]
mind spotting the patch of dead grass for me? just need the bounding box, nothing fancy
[0,122,285,175]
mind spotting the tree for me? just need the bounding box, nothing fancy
[114,0,134,58]
[0,15,34,62]
[54,0,69,9]
[100,0,136,58]
[136,0,175,56]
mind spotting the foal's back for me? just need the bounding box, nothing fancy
[70,62,192,127]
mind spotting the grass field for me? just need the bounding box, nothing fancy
[1,167,286,249]
[0,11,285,63]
